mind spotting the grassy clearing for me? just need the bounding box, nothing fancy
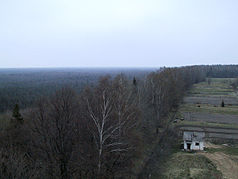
[189,87,233,95]
[175,120,238,129]
[206,145,238,156]
[179,78,238,122]
[209,78,236,83]
[188,78,237,98]
[180,103,238,115]
[159,152,222,179]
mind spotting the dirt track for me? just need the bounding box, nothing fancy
[201,143,238,179]
[201,152,238,179]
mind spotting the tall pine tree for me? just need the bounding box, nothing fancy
[12,104,23,122]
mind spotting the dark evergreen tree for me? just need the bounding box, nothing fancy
[12,104,23,121]
[133,77,137,86]
[221,100,225,107]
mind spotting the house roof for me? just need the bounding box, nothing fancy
[183,131,205,141]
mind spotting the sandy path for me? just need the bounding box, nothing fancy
[202,152,238,179]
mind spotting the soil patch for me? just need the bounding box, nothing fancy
[201,152,238,179]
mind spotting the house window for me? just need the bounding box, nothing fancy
[195,142,199,146]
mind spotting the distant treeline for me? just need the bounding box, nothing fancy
[1,65,238,113]
[0,68,153,112]
[206,65,238,78]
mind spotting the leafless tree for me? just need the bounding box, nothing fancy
[112,75,138,138]
[29,87,78,179]
[0,147,39,179]
[146,72,167,132]
[83,76,140,178]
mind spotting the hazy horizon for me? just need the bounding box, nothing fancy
[0,64,237,69]
[1,0,238,68]
[0,66,159,69]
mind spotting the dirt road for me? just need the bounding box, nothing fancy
[202,151,238,179]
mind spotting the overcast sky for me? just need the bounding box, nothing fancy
[1,0,238,68]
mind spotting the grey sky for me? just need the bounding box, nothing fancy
[1,0,238,68]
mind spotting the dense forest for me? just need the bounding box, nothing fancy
[0,68,153,112]
[0,65,238,178]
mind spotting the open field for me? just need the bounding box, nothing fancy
[159,142,238,179]
[183,96,238,105]
[183,112,238,125]
[159,152,222,179]
[176,78,238,142]
[177,78,238,134]
[179,126,238,135]
[188,78,237,97]
[180,103,238,115]
[206,143,238,156]
[169,78,238,178]
[170,78,238,178]
[180,79,238,127]
[184,78,238,108]
[176,120,238,129]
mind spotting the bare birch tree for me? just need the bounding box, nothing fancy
[84,76,139,178]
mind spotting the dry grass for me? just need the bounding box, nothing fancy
[176,120,238,129]
[180,103,238,115]
[183,96,238,105]
[202,142,238,179]
[178,78,238,126]
[159,152,222,179]
[202,152,238,179]
[187,78,237,98]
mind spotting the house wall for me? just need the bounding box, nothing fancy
[184,141,204,150]
[198,141,204,150]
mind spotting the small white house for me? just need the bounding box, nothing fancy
[183,131,205,151]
